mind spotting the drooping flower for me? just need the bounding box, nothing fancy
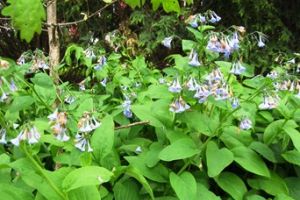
[259,94,280,110]
[161,36,173,49]
[74,132,93,152]
[48,110,70,142]
[52,123,70,142]
[122,99,133,118]
[230,61,246,75]
[9,79,17,92]
[207,35,222,53]
[186,77,199,91]
[168,78,182,93]
[267,71,278,79]
[0,92,8,102]
[257,34,266,48]
[215,85,230,100]
[77,113,101,133]
[84,48,96,59]
[209,11,221,23]
[228,32,239,50]
[199,14,206,23]
[48,109,59,121]
[231,97,239,109]
[100,78,107,87]
[64,95,76,104]
[79,80,86,91]
[186,15,199,28]
[0,128,7,144]
[17,55,26,65]
[10,126,41,146]
[188,50,202,67]
[239,118,252,130]
[135,146,142,154]
[169,97,190,113]
[94,55,107,70]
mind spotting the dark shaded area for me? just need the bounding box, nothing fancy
[1,0,300,59]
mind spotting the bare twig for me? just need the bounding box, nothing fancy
[44,1,116,27]
[115,121,150,130]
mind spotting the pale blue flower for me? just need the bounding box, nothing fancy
[168,78,182,93]
[75,133,93,152]
[162,37,173,49]
[230,61,246,75]
[259,95,279,110]
[100,78,107,87]
[0,128,7,144]
[231,97,239,109]
[94,55,107,70]
[186,77,199,91]
[239,118,252,130]
[11,126,40,146]
[188,50,201,67]
[169,97,190,113]
[122,99,132,118]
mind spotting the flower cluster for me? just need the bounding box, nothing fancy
[185,11,221,28]
[11,126,41,146]
[75,113,101,152]
[48,109,70,142]
[0,76,18,103]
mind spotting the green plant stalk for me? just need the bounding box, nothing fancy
[15,75,52,111]
[21,144,68,200]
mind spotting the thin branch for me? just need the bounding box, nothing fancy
[44,1,116,27]
[115,121,150,130]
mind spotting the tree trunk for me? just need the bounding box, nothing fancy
[47,0,60,83]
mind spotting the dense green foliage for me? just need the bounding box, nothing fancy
[1,1,300,200]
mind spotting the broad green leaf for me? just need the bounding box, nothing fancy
[274,194,295,200]
[214,172,247,200]
[125,167,154,199]
[284,127,300,151]
[231,146,270,177]
[31,73,54,88]
[2,0,45,42]
[124,0,145,8]
[125,154,169,183]
[162,0,180,13]
[285,177,300,200]
[9,95,34,112]
[67,186,100,200]
[197,183,221,200]
[113,179,141,200]
[206,141,234,177]
[91,115,114,163]
[0,183,34,200]
[282,150,300,166]
[245,194,265,200]
[151,0,162,10]
[247,172,289,196]
[62,166,113,191]
[182,40,196,51]
[263,119,285,144]
[159,138,200,161]
[249,141,277,163]
[169,172,197,200]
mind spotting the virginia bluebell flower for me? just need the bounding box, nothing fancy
[215,85,230,100]
[78,113,101,133]
[79,80,86,91]
[194,85,210,103]
[228,32,240,50]
[230,61,246,75]
[239,118,252,130]
[209,11,221,23]
[168,78,182,93]
[64,95,76,104]
[188,50,202,67]
[94,55,107,70]
[199,14,206,23]
[267,71,278,79]
[122,99,133,118]
[84,48,96,59]
[9,79,17,92]
[11,126,41,146]
[0,128,7,144]
[231,97,239,109]
[17,55,26,65]
[74,132,93,152]
[257,34,266,48]
[100,78,107,87]
[207,35,222,53]
[162,36,173,49]
[187,15,199,28]
[169,97,190,113]
[135,146,142,154]
[186,77,199,91]
[259,94,280,110]
[0,92,8,102]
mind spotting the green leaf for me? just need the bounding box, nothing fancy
[159,138,200,161]
[249,141,277,163]
[214,172,247,200]
[274,194,295,200]
[62,166,113,191]
[263,119,285,145]
[31,73,54,88]
[247,172,289,196]
[162,0,180,13]
[67,186,101,200]
[124,0,145,8]
[125,167,154,199]
[9,95,34,112]
[282,150,300,166]
[231,146,270,177]
[0,183,34,200]
[169,172,197,200]
[285,177,300,200]
[151,0,162,10]
[91,115,114,163]
[284,127,300,151]
[206,141,234,177]
[2,0,45,42]
[113,179,141,200]
[182,40,196,51]
[197,183,221,200]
